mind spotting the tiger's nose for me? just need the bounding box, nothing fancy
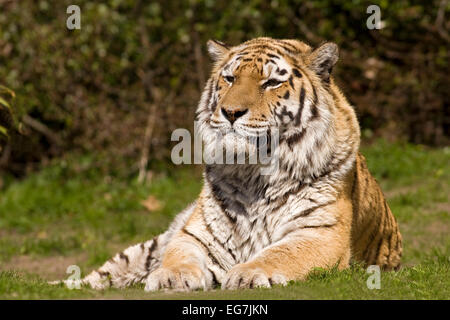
[221,107,248,124]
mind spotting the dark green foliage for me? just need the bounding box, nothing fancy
[0,86,16,153]
[0,0,448,175]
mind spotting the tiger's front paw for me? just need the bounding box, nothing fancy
[144,264,211,292]
[223,263,287,290]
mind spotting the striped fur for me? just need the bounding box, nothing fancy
[57,37,402,291]
[350,154,402,269]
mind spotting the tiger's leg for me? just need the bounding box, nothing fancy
[223,226,351,289]
[223,196,353,290]
[144,230,214,292]
[144,204,219,292]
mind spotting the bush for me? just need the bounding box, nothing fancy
[0,85,16,154]
[0,0,448,176]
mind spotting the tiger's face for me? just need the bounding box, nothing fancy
[198,37,339,164]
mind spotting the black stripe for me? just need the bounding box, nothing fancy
[273,41,298,55]
[97,271,113,287]
[299,71,319,122]
[145,237,158,271]
[288,200,336,222]
[262,78,284,89]
[98,271,109,277]
[269,182,306,209]
[294,86,305,126]
[204,217,230,247]
[319,150,354,179]
[119,252,129,265]
[351,168,359,220]
[302,224,336,229]
[275,40,299,51]
[292,68,302,78]
[385,232,394,264]
[262,215,272,243]
[285,130,305,150]
[227,247,237,262]
[361,216,381,262]
[275,105,294,121]
[372,236,384,265]
[208,267,220,287]
[197,201,236,262]
[288,76,294,89]
[383,200,392,230]
[278,221,336,240]
[309,85,319,120]
[267,53,280,59]
[365,209,386,263]
[211,98,217,112]
[240,44,280,54]
[375,201,392,266]
[182,227,228,270]
[211,39,229,49]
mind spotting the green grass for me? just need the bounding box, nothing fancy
[0,140,448,299]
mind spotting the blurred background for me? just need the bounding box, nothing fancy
[0,0,448,178]
[0,1,449,299]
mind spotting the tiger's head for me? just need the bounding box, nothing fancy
[197,37,358,179]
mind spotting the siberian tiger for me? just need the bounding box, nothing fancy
[59,37,402,291]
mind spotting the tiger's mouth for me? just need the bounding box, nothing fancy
[213,124,270,142]
[208,123,274,154]
[210,120,270,137]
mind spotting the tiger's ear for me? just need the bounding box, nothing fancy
[207,40,230,61]
[307,42,339,82]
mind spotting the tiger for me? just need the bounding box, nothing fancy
[56,37,402,291]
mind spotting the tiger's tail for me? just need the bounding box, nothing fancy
[79,235,166,289]
[48,234,167,290]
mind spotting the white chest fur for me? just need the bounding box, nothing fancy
[200,169,340,267]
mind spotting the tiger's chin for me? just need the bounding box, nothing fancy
[204,133,255,163]
[202,128,275,167]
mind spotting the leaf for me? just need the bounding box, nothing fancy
[141,195,163,212]
[0,125,8,137]
[0,85,15,98]
[0,96,12,111]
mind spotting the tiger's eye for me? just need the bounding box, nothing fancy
[224,76,235,83]
[262,78,283,89]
